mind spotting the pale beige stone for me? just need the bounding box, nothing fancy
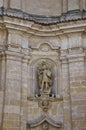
[10,0,21,9]
[2,0,86,16]
[68,0,80,10]
[0,0,3,7]
[0,1,86,130]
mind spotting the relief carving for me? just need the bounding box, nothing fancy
[37,62,52,95]
[27,115,62,130]
[38,100,51,112]
[42,122,49,130]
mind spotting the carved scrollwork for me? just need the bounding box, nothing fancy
[27,114,62,128]
[38,100,51,112]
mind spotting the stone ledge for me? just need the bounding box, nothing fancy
[27,95,63,102]
[0,7,86,25]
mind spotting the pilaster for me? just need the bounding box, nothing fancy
[60,57,72,130]
[20,56,31,130]
[68,53,86,130]
[2,51,23,130]
[0,53,6,130]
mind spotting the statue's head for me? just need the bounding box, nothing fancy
[42,62,47,69]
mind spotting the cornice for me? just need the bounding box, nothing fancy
[0,7,86,36]
[0,7,86,25]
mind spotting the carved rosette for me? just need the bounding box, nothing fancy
[38,100,51,112]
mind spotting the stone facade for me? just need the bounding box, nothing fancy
[0,0,86,16]
[0,1,86,130]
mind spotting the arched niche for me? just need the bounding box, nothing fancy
[28,58,60,97]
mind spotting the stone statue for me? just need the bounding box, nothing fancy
[38,62,52,93]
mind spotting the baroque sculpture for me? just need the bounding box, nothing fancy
[37,62,52,94]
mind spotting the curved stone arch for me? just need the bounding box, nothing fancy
[29,57,57,67]
[38,42,52,50]
[39,43,52,52]
[28,58,59,96]
[31,42,60,50]
[27,114,62,128]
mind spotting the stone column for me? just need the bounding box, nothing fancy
[21,0,26,12]
[80,0,86,10]
[62,0,68,13]
[20,56,30,130]
[68,53,86,130]
[61,57,72,130]
[2,51,23,130]
[0,53,6,130]
[3,0,10,8]
[68,0,80,11]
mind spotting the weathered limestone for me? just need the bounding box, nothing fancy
[1,0,86,16]
[0,0,3,7]
[0,54,6,130]
[68,0,80,11]
[10,0,21,9]
[2,53,22,130]
[0,1,86,130]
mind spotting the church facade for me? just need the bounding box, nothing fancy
[0,0,86,130]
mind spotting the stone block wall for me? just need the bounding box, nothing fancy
[0,0,86,16]
[0,14,86,130]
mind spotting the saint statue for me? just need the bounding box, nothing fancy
[38,62,52,93]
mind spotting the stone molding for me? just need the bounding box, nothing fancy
[27,114,62,128]
[27,95,63,112]
[27,95,63,102]
[0,7,86,25]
